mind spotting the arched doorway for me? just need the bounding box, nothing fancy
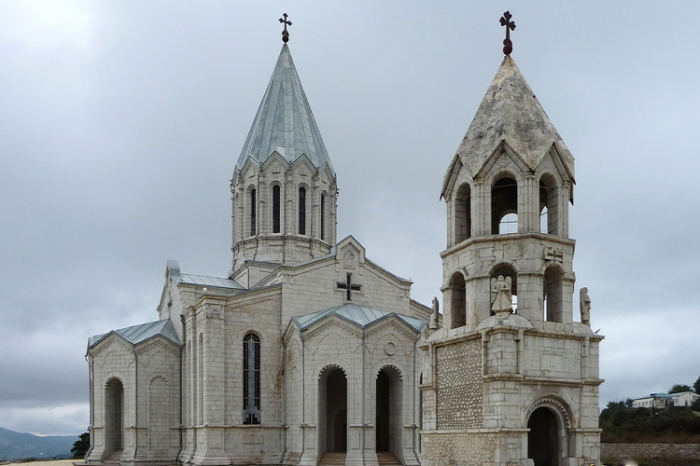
[104,378,124,456]
[375,367,402,455]
[319,367,347,454]
[527,407,560,466]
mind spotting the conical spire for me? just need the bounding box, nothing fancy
[235,44,334,176]
[455,55,574,179]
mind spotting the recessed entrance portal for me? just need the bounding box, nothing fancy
[376,366,402,455]
[320,367,347,454]
[528,407,560,466]
[104,378,124,456]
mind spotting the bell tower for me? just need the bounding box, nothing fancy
[421,13,603,466]
[230,33,337,279]
[440,51,576,330]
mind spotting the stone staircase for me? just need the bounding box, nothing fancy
[376,452,401,465]
[318,453,346,465]
[317,452,401,466]
[103,449,123,465]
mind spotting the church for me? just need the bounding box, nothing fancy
[83,13,603,466]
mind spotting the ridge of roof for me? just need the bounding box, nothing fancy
[89,319,181,348]
[235,44,334,176]
[455,55,574,180]
[292,303,425,333]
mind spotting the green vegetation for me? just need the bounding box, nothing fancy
[71,432,90,459]
[670,384,693,394]
[600,401,700,443]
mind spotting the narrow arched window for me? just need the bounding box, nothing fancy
[272,185,281,233]
[455,184,471,243]
[540,175,559,235]
[320,193,327,241]
[243,333,260,424]
[492,177,518,234]
[250,189,257,236]
[298,187,306,235]
[543,266,563,322]
[449,272,466,329]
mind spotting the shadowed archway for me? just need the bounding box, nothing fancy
[528,407,560,466]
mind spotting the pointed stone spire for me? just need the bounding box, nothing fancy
[235,44,334,176]
[455,55,574,180]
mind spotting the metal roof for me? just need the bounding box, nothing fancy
[292,303,425,333]
[180,273,244,290]
[89,319,181,348]
[235,44,334,176]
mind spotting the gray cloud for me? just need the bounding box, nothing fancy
[1,1,699,435]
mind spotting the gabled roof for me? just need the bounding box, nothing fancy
[454,55,575,181]
[291,303,425,332]
[180,273,244,290]
[89,320,181,348]
[167,259,243,290]
[235,44,334,176]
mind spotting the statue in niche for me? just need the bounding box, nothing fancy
[580,287,591,327]
[343,250,355,269]
[430,297,440,330]
[490,275,512,316]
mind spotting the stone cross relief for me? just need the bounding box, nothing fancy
[337,273,361,302]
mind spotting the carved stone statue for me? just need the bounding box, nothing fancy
[490,275,512,316]
[343,250,355,269]
[430,297,440,330]
[580,287,591,327]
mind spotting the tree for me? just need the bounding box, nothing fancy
[694,375,700,394]
[71,432,90,459]
[669,384,691,394]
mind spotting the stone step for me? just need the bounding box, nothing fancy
[103,449,123,464]
[319,452,347,465]
[376,451,401,465]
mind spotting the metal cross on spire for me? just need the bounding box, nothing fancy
[279,13,292,43]
[499,11,516,55]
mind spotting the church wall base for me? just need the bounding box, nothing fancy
[422,429,600,466]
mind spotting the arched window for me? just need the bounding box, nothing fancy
[455,184,471,243]
[490,263,518,314]
[491,177,518,234]
[540,175,559,235]
[243,333,261,424]
[449,272,466,328]
[298,187,307,235]
[320,193,327,241]
[543,265,563,322]
[249,188,257,236]
[272,185,281,233]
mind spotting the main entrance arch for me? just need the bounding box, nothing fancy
[375,366,402,454]
[319,366,347,454]
[527,407,560,466]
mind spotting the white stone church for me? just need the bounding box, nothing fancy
[84,21,603,466]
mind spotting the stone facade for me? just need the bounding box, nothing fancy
[85,37,602,466]
[419,55,603,466]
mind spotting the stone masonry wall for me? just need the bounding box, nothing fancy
[436,338,482,429]
[601,443,700,460]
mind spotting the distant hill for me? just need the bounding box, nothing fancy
[0,427,78,461]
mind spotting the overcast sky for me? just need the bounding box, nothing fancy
[1,1,699,436]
